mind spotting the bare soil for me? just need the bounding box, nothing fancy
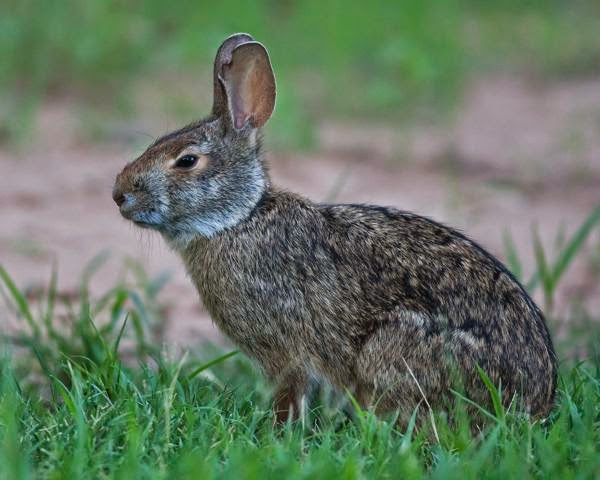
[1,76,599,347]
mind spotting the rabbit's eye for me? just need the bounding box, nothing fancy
[174,155,198,169]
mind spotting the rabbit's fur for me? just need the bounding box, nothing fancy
[113,34,557,423]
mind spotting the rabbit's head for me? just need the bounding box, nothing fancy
[113,33,276,247]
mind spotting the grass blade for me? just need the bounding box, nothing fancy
[187,350,239,380]
[551,205,600,285]
[43,262,58,331]
[502,229,523,281]
[476,364,505,420]
[0,265,39,338]
[531,225,553,311]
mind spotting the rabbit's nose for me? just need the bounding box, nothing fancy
[113,190,126,207]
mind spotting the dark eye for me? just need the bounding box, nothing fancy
[174,154,198,169]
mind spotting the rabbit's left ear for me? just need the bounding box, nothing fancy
[217,41,276,130]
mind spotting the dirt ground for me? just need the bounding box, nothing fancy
[1,76,599,348]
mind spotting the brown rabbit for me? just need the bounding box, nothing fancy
[113,33,557,424]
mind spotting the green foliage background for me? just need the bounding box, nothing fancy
[1,0,599,144]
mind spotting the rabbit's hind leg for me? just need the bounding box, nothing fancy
[355,313,451,421]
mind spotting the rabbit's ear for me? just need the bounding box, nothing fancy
[215,40,276,130]
[212,33,254,121]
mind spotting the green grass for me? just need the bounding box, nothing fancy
[0,207,599,478]
[0,352,598,479]
[1,0,599,145]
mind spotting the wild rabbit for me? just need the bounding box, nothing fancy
[113,33,557,424]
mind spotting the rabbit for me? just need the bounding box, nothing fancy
[113,33,557,424]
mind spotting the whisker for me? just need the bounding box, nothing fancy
[130,130,155,141]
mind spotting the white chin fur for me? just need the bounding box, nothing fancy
[164,161,267,250]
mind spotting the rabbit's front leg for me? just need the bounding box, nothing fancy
[272,366,313,424]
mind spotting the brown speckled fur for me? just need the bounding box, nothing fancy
[113,34,557,423]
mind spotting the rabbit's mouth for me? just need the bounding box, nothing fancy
[132,219,157,229]
[127,210,164,229]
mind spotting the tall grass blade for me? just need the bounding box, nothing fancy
[187,350,239,380]
[551,205,600,286]
[323,165,353,203]
[531,225,553,311]
[475,364,505,420]
[502,229,523,280]
[43,262,58,330]
[0,265,39,338]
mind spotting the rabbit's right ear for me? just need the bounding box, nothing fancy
[212,34,276,131]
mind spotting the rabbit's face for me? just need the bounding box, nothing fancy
[113,117,267,245]
[112,34,275,247]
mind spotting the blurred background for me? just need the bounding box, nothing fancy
[0,0,599,351]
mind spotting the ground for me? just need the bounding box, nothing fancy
[1,75,599,348]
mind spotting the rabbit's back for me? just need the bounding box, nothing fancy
[319,202,544,338]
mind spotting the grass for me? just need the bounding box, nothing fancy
[1,1,599,145]
[0,355,597,479]
[0,207,599,478]
[503,205,600,313]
